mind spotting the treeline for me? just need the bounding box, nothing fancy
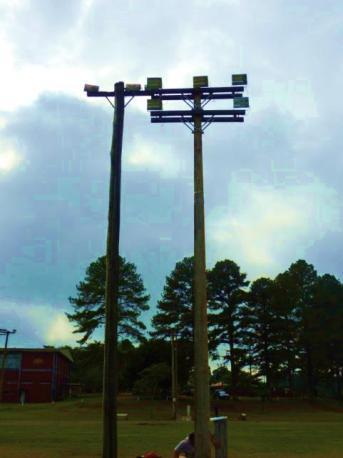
[69,338,191,398]
[67,256,343,399]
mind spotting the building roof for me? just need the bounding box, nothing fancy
[0,347,73,363]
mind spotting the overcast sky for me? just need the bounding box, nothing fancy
[0,0,342,348]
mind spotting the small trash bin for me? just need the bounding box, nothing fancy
[210,416,228,458]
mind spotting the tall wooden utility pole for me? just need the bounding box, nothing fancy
[193,87,210,458]
[102,81,124,458]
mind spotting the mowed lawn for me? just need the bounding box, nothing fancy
[0,396,342,458]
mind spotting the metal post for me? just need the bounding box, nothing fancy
[193,88,210,458]
[0,333,9,402]
[211,416,228,458]
[0,329,16,403]
[102,81,125,458]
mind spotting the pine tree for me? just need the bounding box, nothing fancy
[242,277,281,397]
[151,256,194,339]
[273,271,299,393]
[151,256,194,374]
[284,260,318,397]
[66,255,150,344]
[312,274,343,398]
[207,259,249,397]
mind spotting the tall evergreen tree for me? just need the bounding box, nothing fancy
[242,277,281,397]
[273,271,299,392]
[67,255,150,344]
[151,256,194,374]
[284,260,318,397]
[151,256,194,339]
[312,274,343,398]
[207,259,249,397]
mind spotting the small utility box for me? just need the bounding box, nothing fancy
[210,416,228,458]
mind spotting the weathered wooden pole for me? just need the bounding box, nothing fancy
[102,81,124,458]
[193,87,210,458]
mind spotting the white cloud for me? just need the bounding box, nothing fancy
[0,0,95,112]
[0,115,7,129]
[254,78,319,120]
[0,0,29,9]
[207,178,342,278]
[0,47,91,112]
[45,313,79,346]
[194,0,239,5]
[0,144,22,173]
[125,134,186,178]
[0,301,81,347]
[0,0,340,121]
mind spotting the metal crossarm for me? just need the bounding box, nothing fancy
[85,83,248,133]
[150,109,246,117]
[152,93,242,101]
[85,85,245,98]
[150,116,244,123]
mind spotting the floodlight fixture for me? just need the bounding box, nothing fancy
[193,76,209,88]
[232,74,248,85]
[125,83,141,91]
[84,84,99,93]
[146,77,163,90]
[233,96,249,108]
[147,98,163,110]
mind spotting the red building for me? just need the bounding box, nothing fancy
[0,348,73,403]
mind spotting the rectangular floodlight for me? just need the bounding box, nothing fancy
[232,74,248,85]
[146,78,163,90]
[193,76,209,88]
[84,84,99,92]
[147,99,163,110]
[126,83,141,91]
[233,97,249,108]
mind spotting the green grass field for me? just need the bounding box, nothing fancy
[0,396,342,457]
